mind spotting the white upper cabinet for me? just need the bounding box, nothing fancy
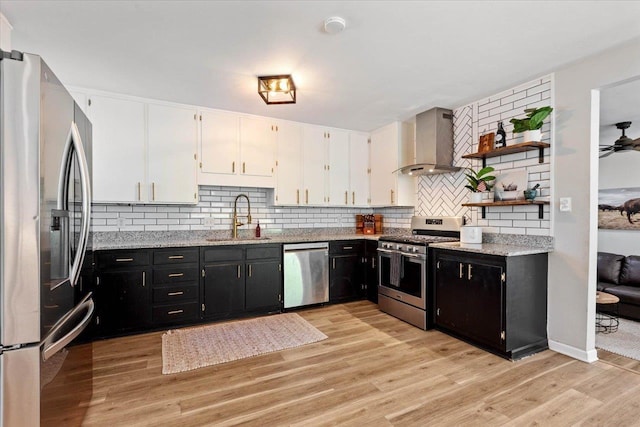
[370,121,415,206]
[327,129,350,206]
[349,132,370,206]
[147,103,198,204]
[274,121,303,205]
[200,110,238,175]
[89,94,146,203]
[239,116,275,177]
[302,126,328,205]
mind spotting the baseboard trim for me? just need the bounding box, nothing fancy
[549,339,598,363]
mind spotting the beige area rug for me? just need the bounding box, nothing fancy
[596,318,640,361]
[162,313,327,374]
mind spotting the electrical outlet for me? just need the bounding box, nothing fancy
[116,216,126,227]
[559,197,572,212]
[203,217,215,226]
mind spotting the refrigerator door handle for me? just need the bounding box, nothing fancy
[41,293,94,362]
[57,121,92,288]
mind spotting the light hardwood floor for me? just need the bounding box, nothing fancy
[70,301,640,426]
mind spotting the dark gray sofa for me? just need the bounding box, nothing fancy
[597,252,640,321]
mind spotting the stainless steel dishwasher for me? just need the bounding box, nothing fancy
[283,242,329,309]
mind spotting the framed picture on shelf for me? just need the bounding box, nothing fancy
[478,132,495,153]
[494,169,528,201]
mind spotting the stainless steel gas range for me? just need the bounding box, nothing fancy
[377,216,463,329]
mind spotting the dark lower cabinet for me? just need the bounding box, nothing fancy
[329,241,365,303]
[94,250,151,337]
[202,244,282,319]
[364,240,379,303]
[433,248,548,360]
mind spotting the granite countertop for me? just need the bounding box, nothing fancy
[91,230,385,251]
[429,241,551,256]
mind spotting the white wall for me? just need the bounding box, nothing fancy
[0,12,12,51]
[550,36,640,362]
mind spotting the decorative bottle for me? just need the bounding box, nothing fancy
[255,220,261,238]
[495,121,507,148]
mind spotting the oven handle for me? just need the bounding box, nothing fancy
[377,248,425,260]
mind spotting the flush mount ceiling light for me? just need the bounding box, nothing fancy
[323,16,346,34]
[257,75,296,105]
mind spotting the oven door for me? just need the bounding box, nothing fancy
[378,248,427,309]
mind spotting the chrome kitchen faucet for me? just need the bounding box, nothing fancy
[232,194,252,238]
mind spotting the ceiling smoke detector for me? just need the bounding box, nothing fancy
[324,17,346,34]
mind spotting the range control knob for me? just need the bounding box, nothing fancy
[412,246,420,253]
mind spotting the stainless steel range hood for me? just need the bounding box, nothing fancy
[398,107,461,175]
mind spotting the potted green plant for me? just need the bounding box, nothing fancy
[509,106,553,143]
[464,166,496,203]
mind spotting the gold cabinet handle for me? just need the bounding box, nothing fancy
[168,255,184,260]
[459,263,464,279]
[248,264,252,277]
[116,258,134,262]
[237,265,241,278]
[167,310,184,315]
[296,189,300,204]
[352,192,355,205]
[242,162,246,173]
[232,161,235,173]
[142,271,146,287]
[137,182,141,201]
[152,182,156,201]
[305,189,309,204]
[345,191,348,205]
[167,291,184,296]
[390,189,394,204]
[168,273,184,278]
[332,258,336,269]
[468,265,473,280]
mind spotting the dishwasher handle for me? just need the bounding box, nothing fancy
[283,242,329,252]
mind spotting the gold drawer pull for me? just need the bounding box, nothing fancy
[167,310,184,315]
[343,246,353,250]
[168,273,184,278]
[168,255,184,260]
[167,291,184,296]
[116,258,134,262]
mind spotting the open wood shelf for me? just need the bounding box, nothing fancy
[462,141,550,167]
[462,199,550,219]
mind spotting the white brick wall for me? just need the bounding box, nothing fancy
[92,186,413,232]
[417,75,553,236]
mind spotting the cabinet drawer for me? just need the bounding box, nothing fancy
[152,302,199,324]
[152,266,200,284]
[97,250,150,269]
[246,245,281,260]
[202,247,243,263]
[152,284,198,303]
[329,241,363,255]
[153,248,199,265]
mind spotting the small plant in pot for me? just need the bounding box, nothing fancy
[465,166,496,203]
[509,106,553,143]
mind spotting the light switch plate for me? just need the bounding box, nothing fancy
[559,197,572,212]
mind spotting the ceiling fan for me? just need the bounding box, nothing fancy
[599,121,640,158]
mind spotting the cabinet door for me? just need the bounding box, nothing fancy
[203,263,244,318]
[369,123,398,206]
[239,116,275,177]
[200,110,239,175]
[329,254,363,302]
[364,241,378,303]
[434,256,468,333]
[302,126,327,205]
[327,129,350,206]
[96,269,150,335]
[89,95,146,203]
[349,132,370,206]
[465,261,504,348]
[147,103,199,204]
[245,260,282,312]
[275,122,303,205]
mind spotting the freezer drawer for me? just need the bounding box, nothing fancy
[283,242,329,309]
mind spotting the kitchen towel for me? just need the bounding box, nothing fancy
[390,252,402,286]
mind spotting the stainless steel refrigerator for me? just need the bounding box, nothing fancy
[1,50,94,426]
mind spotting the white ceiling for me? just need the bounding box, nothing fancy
[2,1,640,132]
